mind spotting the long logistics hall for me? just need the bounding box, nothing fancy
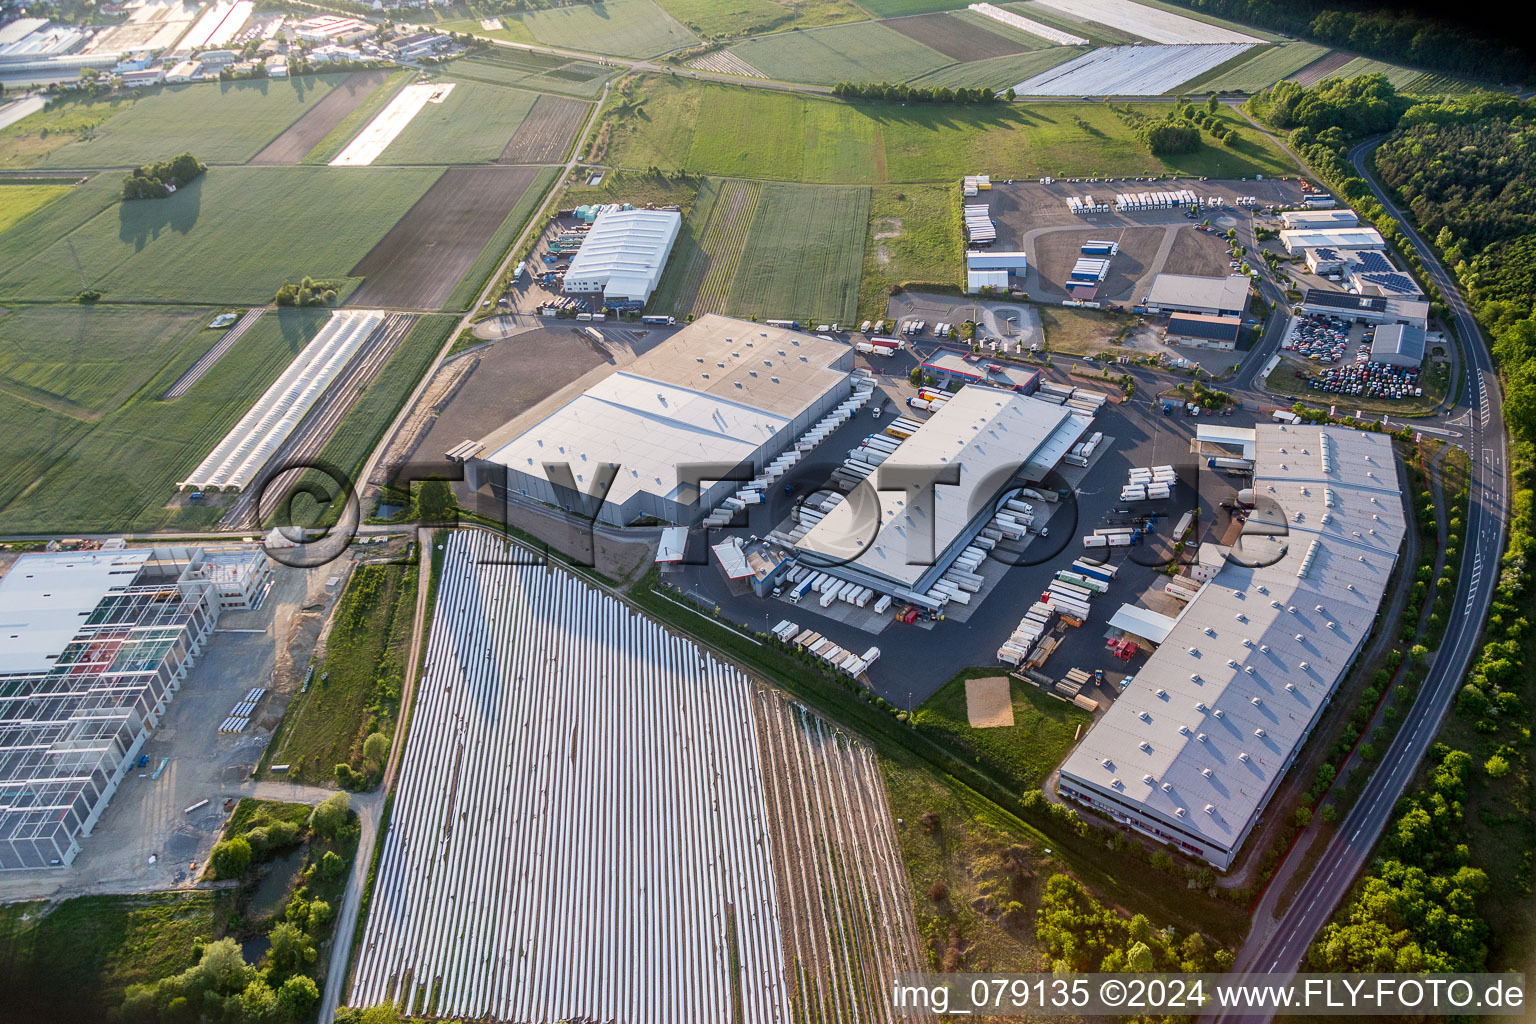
[1057,424,1406,869]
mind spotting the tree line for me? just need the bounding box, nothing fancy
[121,153,205,201]
[830,81,1004,105]
[1158,0,1531,82]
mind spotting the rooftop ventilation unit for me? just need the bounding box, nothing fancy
[1161,782,1173,792]
[1139,740,1151,751]
[1227,659,1239,668]
[1195,702,1208,712]
[1255,727,1267,738]
[1259,644,1271,653]
[1238,752,1250,763]
[1178,725,1190,735]
[1155,688,1167,698]
[1139,711,1151,722]
[1250,696,1262,706]
[1143,774,1155,785]
[1101,758,1113,769]
[1197,732,1208,743]
[1213,708,1225,719]
[1201,768,1213,778]
[1284,682,1296,692]
[1205,803,1216,815]
[1174,807,1187,817]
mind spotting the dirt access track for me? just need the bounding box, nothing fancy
[348,164,544,310]
[497,94,590,164]
[248,70,392,165]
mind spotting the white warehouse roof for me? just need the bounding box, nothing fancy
[796,387,1084,588]
[1060,425,1405,868]
[478,316,850,513]
[1280,227,1384,251]
[563,208,681,304]
[1279,208,1359,229]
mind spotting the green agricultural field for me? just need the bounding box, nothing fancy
[436,15,532,42]
[0,306,329,534]
[948,6,1055,46]
[0,303,220,418]
[1327,56,1424,90]
[439,52,614,98]
[912,669,1089,791]
[726,21,950,85]
[504,0,698,57]
[0,166,440,304]
[1402,72,1491,96]
[654,179,868,322]
[0,94,139,168]
[261,561,418,786]
[653,0,865,37]
[0,892,228,1024]
[36,76,351,167]
[373,81,539,164]
[1198,40,1329,93]
[0,184,72,233]
[858,0,966,16]
[906,47,1084,89]
[601,76,1296,182]
[860,183,962,317]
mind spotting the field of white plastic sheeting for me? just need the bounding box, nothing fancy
[968,2,1086,45]
[347,530,922,1023]
[1029,0,1261,44]
[1013,42,1253,95]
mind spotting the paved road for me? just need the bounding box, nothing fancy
[1203,137,1508,1023]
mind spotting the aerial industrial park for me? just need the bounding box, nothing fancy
[0,0,1529,1021]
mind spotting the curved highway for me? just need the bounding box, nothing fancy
[1205,138,1509,1021]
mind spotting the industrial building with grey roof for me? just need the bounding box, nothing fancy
[457,316,854,526]
[1058,425,1406,870]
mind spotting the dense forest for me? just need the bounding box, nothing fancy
[1163,0,1531,82]
[1247,78,1535,976]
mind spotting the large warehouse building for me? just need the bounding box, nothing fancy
[562,208,682,306]
[460,316,854,525]
[1301,288,1430,330]
[1143,274,1251,317]
[1280,226,1385,254]
[0,546,227,869]
[1058,425,1405,870]
[795,387,1087,604]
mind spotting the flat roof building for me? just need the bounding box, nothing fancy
[1280,227,1385,253]
[1301,288,1430,329]
[795,387,1087,603]
[1279,208,1359,229]
[1144,274,1250,317]
[1370,323,1427,367]
[0,546,245,869]
[562,208,681,306]
[461,316,853,525]
[1058,426,1405,869]
[1166,312,1241,350]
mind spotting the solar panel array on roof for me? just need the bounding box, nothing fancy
[1359,272,1418,296]
[1353,250,1394,273]
[1303,289,1386,312]
[1313,247,1342,262]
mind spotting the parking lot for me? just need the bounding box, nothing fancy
[975,177,1304,307]
[665,366,1252,710]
